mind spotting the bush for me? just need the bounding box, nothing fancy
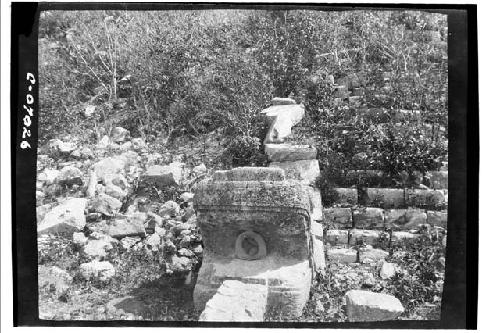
[219,135,267,168]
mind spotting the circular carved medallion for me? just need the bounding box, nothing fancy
[235,231,266,260]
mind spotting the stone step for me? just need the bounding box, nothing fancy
[199,280,268,322]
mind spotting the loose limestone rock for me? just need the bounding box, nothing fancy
[108,215,146,239]
[88,193,122,217]
[79,260,116,282]
[199,280,268,322]
[56,165,83,187]
[84,237,115,258]
[72,232,88,246]
[142,163,184,187]
[345,290,404,322]
[93,157,126,181]
[158,201,180,218]
[379,261,397,279]
[38,198,88,237]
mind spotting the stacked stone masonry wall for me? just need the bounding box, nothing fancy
[322,171,447,264]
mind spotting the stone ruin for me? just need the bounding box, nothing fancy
[193,98,325,321]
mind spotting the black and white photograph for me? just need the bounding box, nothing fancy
[5,1,478,329]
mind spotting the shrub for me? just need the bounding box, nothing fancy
[219,135,267,168]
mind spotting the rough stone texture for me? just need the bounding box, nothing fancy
[193,168,315,318]
[213,167,285,182]
[379,261,397,279]
[36,204,53,224]
[427,210,447,227]
[403,209,428,228]
[325,230,349,246]
[308,187,323,221]
[390,231,421,246]
[265,144,317,162]
[405,189,447,209]
[79,260,115,282]
[142,162,184,187]
[105,183,127,200]
[345,290,404,322]
[349,229,381,246]
[326,247,358,263]
[261,104,305,144]
[310,221,326,274]
[38,198,88,237]
[38,169,60,185]
[384,209,407,228]
[87,193,122,217]
[358,247,389,263]
[93,157,126,181]
[194,257,311,317]
[329,188,358,206]
[72,232,88,246]
[158,200,181,217]
[352,208,385,229]
[108,216,146,239]
[362,188,405,209]
[199,280,268,322]
[84,238,115,258]
[269,159,320,185]
[323,207,353,228]
[56,166,83,187]
[426,171,448,189]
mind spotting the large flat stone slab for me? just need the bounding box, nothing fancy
[199,280,268,322]
[264,144,317,162]
[38,198,88,237]
[345,290,404,322]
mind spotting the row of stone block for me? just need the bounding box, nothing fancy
[334,170,448,189]
[328,187,447,209]
[326,246,390,264]
[323,207,447,230]
[325,229,425,248]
